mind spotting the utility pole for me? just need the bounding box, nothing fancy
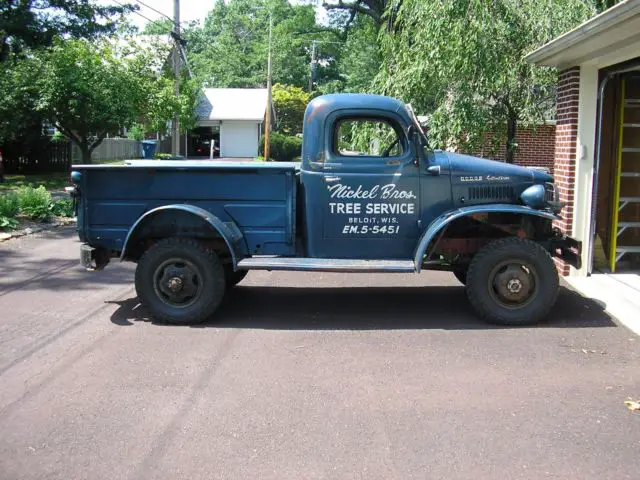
[263,15,273,162]
[171,0,181,157]
[309,40,316,93]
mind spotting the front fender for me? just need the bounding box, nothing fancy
[413,204,560,271]
[120,204,246,267]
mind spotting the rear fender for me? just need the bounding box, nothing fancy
[120,204,246,268]
[413,204,560,272]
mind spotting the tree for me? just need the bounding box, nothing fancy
[36,38,154,163]
[0,56,43,144]
[332,16,381,93]
[272,84,311,134]
[594,0,622,12]
[0,0,134,61]
[142,19,175,36]
[188,0,341,90]
[377,0,597,163]
[322,1,391,29]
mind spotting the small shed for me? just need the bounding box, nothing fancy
[194,88,273,158]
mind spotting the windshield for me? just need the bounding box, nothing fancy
[405,103,431,150]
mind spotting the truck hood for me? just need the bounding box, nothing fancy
[443,152,553,207]
[445,152,553,182]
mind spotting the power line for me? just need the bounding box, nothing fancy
[112,0,156,24]
[132,0,178,26]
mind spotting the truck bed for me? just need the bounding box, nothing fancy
[73,161,299,256]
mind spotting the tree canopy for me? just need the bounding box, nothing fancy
[0,0,134,61]
[272,83,312,134]
[376,0,598,162]
[35,38,146,163]
[35,36,193,163]
[186,0,341,89]
[0,0,621,167]
[322,0,390,29]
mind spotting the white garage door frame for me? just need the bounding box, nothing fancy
[220,120,261,158]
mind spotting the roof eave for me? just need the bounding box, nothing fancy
[525,0,640,67]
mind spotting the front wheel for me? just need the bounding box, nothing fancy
[135,237,226,324]
[453,266,468,285]
[465,237,559,326]
[224,266,248,288]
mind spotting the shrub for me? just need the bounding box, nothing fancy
[51,198,74,217]
[0,192,19,218]
[18,186,52,220]
[259,132,302,162]
[127,123,145,141]
[50,131,67,143]
[0,193,20,230]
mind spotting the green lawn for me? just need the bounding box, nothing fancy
[0,173,70,193]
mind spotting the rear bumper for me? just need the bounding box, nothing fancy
[80,244,111,271]
[549,234,582,270]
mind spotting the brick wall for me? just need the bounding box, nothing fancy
[464,124,556,173]
[553,67,581,275]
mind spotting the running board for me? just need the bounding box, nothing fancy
[237,257,416,273]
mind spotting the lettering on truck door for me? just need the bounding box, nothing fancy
[320,113,420,259]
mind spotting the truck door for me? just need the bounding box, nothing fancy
[314,111,421,259]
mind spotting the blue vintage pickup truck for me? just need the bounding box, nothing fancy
[70,93,580,326]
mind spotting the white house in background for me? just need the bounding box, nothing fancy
[194,88,274,158]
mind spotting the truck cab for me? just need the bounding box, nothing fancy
[297,94,431,260]
[71,93,580,327]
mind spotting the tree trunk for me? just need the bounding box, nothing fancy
[80,143,92,164]
[505,113,517,164]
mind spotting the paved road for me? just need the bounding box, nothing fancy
[1,228,639,480]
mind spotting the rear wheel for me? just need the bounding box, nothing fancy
[465,237,559,326]
[135,237,225,324]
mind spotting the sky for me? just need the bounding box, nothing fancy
[98,0,326,30]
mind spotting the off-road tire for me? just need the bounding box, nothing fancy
[224,266,248,288]
[453,266,468,285]
[135,237,225,324]
[465,237,559,326]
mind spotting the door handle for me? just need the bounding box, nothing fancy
[386,159,401,166]
[324,176,341,183]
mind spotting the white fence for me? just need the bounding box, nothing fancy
[72,138,141,163]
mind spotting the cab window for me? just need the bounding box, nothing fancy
[334,118,404,157]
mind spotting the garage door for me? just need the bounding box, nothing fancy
[220,121,260,158]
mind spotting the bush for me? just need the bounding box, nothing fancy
[0,192,19,218]
[259,132,302,162]
[18,186,52,220]
[127,123,145,141]
[50,131,67,143]
[0,193,20,230]
[51,198,74,217]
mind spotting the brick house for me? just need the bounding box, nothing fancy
[465,123,557,173]
[525,0,640,276]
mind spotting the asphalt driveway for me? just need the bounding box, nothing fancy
[1,228,639,479]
